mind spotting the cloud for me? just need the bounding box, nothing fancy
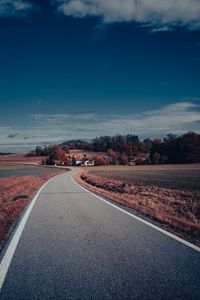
[0,100,199,152]
[32,112,98,123]
[0,0,38,17]
[79,102,199,139]
[7,133,19,138]
[56,0,200,30]
[151,26,171,33]
[1,1,200,30]
[23,135,36,140]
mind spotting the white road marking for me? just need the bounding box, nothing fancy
[0,170,199,292]
[0,175,60,291]
[72,175,200,253]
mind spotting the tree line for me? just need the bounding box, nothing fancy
[150,132,200,164]
[25,132,200,165]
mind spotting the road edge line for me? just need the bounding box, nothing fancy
[71,175,200,253]
[0,174,60,291]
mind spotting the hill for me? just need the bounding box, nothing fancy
[60,139,90,149]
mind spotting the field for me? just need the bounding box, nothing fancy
[0,153,46,164]
[86,165,200,192]
[0,153,67,178]
[0,165,65,178]
[77,164,200,244]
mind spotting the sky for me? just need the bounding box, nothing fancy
[0,0,200,152]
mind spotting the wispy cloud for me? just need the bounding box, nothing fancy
[32,112,98,123]
[1,1,200,31]
[7,133,19,138]
[0,101,199,152]
[151,26,171,33]
[0,0,38,17]
[56,0,200,30]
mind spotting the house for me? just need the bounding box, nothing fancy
[71,153,95,167]
[71,154,82,166]
[82,160,95,167]
[75,160,83,166]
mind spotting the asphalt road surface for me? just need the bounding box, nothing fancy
[0,169,200,299]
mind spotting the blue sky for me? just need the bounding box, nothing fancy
[0,0,200,151]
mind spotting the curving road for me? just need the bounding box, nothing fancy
[0,169,200,299]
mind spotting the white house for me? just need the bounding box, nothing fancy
[75,160,82,166]
[82,160,95,167]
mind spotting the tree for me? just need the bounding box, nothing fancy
[152,139,162,145]
[160,155,168,164]
[118,154,129,165]
[150,132,200,164]
[124,143,133,158]
[45,156,55,165]
[42,145,51,156]
[82,153,88,162]
[163,133,177,144]
[107,149,118,164]
[63,145,70,153]
[25,150,36,157]
[87,154,94,161]
[35,146,43,156]
[143,138,153,151]
[50,145,66,163]
[64,155,71,166]
[151,152,161,164]
[95,156,107,166]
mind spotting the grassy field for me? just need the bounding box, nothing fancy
[0,153,68,178]
[0,165,65,178]
[78,164,200,244]
[85,165,200,192]
[0,153,46,164]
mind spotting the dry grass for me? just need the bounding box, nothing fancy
[0,153,47,165]
[81,164,200,172]
[87,167,200,192]
[0,171,64,246]
[75,168,200,244]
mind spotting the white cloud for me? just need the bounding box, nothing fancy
[151,26,171,33]
[32,112,98,123]
[57,0,200,30]
[0,0,38,17]
[0,101,199,152]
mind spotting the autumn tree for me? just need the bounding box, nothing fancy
[95,156,107,166]
[107,149,118,164]
[82,153,88,162]
[64,155,71,166]
[51,145,66,163]
[118,154,129,165]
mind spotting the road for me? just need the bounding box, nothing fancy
[0,168,200,299]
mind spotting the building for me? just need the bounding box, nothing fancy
[82,160,95,167]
